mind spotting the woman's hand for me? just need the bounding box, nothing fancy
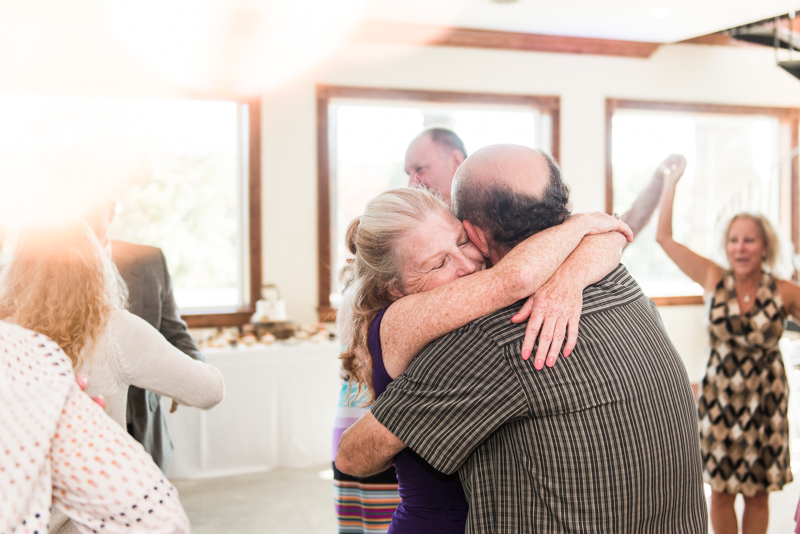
[75,373,106,410]
[510,275,583,370]
[574,212,634,243]
[508,213,628,370]
[657,154,687,187]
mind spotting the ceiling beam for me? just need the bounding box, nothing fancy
[677,33,739,46]
[677,13,800,47]
[351,21,661,58]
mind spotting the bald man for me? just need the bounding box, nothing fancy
[338,145,706,533]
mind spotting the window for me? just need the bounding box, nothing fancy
[317,85,560,320]
[607,99,799,304]
[0,94,261,326]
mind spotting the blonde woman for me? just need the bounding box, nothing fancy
[0,222,224,426]
[657,163,800,534]
[0,223,224,533]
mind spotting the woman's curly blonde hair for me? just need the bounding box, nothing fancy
[339,187,450,405]
[0,222,127,368]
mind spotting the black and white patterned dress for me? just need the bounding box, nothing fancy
[699,271,793,496]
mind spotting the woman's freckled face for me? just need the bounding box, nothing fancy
[726,218,766,276]
[395,211,486,296]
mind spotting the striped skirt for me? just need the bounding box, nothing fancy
[332,378,399,533]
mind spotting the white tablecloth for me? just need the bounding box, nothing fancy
[165,341,342,480]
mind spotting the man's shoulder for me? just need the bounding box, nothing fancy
[111,240,163,259]
[403,306,518,381]
[582,264,645,315]
[428,265,646,352]
[111,240,165,269]
[425,302,527,352]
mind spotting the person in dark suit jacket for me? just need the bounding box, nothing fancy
[86,200,205,472]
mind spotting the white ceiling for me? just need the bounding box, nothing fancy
[363,0,800,43]
[1,0,797,95]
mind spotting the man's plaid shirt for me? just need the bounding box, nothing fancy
[371,265,707,533]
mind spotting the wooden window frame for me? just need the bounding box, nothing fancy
[605,98,800,306]
[316,85,560,322]
[182,99,262,327]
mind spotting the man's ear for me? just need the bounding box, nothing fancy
[463,220,490,258]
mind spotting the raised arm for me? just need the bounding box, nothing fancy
[620,154,686,239]
[655,165,722,292]
[380,212,632,378]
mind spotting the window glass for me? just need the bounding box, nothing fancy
[0,94,246,310]
[612,109,782,297]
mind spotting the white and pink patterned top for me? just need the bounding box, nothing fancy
[0,320,190,534]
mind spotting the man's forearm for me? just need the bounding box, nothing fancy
[553,232,625,289]
[336,412,405,477]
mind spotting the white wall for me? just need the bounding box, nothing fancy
[259,42,800,380]
[1,11,798,379]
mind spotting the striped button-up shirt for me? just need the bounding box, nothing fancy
[371,265,707,533]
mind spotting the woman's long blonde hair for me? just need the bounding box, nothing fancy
[0,222,127,368]
[339,187,450,405]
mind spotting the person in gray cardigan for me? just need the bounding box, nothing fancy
[86,200,205,472]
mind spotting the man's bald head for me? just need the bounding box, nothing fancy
[453,145,552,198]
[452,144,570,257]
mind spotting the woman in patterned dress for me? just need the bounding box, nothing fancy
[657,164,800,534]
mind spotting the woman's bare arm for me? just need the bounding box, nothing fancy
[777,279,800,321]
[656,173,723,293]
[380,212,631,378]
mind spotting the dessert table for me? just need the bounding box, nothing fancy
[165,340,342,480]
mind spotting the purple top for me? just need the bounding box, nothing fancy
[369,307,468,534]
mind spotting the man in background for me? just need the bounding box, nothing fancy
[86,200,204,473]
[404,128,467,204]
[404,127,686,238]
